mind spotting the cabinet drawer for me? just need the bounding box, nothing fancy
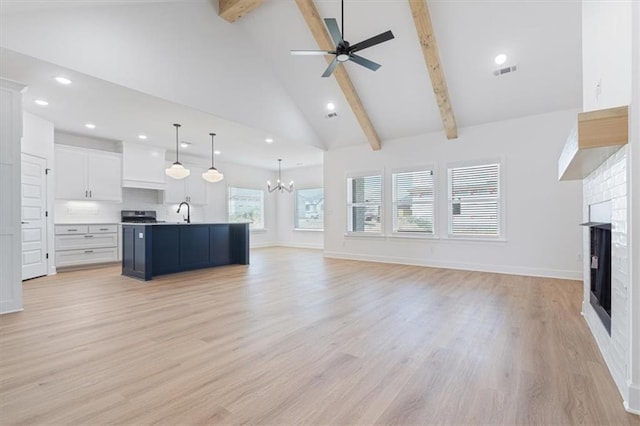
[55,225,89,235]
[56,233,118,251]
[89,224,118,234]
[56,247,118,267]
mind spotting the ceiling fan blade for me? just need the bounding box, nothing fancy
[321,58,339,78]
[324,18,344,46]
[349,54,381,71]
[350,30,395,53]
[291,50,334,56]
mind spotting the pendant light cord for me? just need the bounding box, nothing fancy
[210,133,216,168]
[173,123,181,163]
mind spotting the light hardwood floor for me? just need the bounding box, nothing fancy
[1,247,638,425]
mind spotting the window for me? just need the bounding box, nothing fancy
[448,163,501,237]
[347,174,382,234]
[392,169,434,234]
[228,187,264,229]
[294,188,324,230]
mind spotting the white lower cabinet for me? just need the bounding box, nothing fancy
[55,224,119,268]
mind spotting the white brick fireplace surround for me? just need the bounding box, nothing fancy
[582,146,638,414]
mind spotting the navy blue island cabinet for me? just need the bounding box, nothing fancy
[122,223,250,281]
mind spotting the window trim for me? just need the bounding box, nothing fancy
[227,185,266,230]
[391,164,436,237]
[445,158,504,240]
[293,187,324,231]
[346,170,384,236]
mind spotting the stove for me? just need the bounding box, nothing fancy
[121,210,159,223]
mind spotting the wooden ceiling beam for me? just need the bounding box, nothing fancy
[219,0,264,23]
[408,0,458,139]
[294,0,382,151]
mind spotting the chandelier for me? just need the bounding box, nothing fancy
[267,158,293,193]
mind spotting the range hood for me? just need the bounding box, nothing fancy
[122,141,167,190]
[558,105,628,181]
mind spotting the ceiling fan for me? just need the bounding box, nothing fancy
[291,0,395,78]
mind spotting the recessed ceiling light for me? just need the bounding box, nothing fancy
[85,123,96,129]
[265,138,273,144]
[180,141,190,148]
[494,54,507,65]
[55,76,72,85]
[138,134,148,140]
[34,99,49,106]
[326,102,336,111]
[214,150,221,155]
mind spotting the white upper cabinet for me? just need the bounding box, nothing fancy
[55,147,88,200]
[122,142,166,190]
[163,162,207,205]
[55,145,122,202]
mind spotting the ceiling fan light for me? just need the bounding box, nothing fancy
[337,53,350,62]
[165,162,190,179]
[202,167,224,183]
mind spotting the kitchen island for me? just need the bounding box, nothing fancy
[122,222,249,281]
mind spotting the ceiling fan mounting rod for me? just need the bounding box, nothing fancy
[341,0,344,40]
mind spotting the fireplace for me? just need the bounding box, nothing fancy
[583,222,612,334]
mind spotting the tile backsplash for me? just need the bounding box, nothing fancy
[54,188,205,224]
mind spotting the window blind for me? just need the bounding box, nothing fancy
[448,163,500,236]
[347,174,382,233]
[393,170,434,233]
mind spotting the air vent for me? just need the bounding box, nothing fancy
[326,112,338,118]
[493,64,518,76]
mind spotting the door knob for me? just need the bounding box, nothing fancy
[21,221,29,224]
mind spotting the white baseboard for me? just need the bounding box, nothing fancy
[250,242,278,249]
[323,251,582,280]
[626,382,640,415]
[276,242,323,250]
[0,306,23,315]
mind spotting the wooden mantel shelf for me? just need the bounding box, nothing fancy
[558,105,629,181]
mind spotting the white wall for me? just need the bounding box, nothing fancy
[324,109,583,279]
[581,0,639,414]
[627,0,640,415]
[582,0,632,111]
[0,78,25,314]
[275,165,324,249]
[22,112,55,274]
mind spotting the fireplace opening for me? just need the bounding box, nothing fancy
[583,222,612,334]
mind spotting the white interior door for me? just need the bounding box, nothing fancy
[21,153,47,280]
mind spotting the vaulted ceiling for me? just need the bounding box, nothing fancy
[0,0,582,169]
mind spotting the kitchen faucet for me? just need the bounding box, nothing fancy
[177,201,191,223]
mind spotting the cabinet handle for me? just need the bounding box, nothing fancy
[89,190,92,198]
[84,250,94,253]
[67,229,77,232]
[84,235,94,238]
[85,190,88,198]
[99,228,108,231]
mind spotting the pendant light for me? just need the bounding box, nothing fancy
[202,132,224,183]
[267,158,293,193]
[165,123,190,179]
